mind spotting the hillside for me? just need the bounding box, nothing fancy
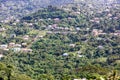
[0,0,74,21]
[1,0,120,22]
[0,1,120,79]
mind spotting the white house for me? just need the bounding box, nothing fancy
[63,53,69,56]
[12,48,21,52]
[0,44,8,49]
[69,44,76,47]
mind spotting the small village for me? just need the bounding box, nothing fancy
[0,1,120,80]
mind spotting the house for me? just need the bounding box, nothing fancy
[47,31,53,34]
[0,28,6,32]
[74,78,87,80]
[3,48,9,51]
[96,37,103,40]
[90,19,94,22]
[77,51,82,54]
[99,33,107,35]
[94,17,100,21]
[12,22,17,25]
[115,30,120,33]
[39,35,43,38]
[68,17,72,20]
[47,25,52,30]
[52,24,58,28]
[0,44,8,49]
[21,43,27,48]
[15,44,22,48]
[75,12,81,15]
[92,17,100,23]
[92,29,99,36]
[97,11,103,14]
[15,19,20,23]
[78,55,84,58]
[23,35,29,40]
[9,42,15,47]
[82,78,87,80]
[107,13,112,17]
[64,27,70,31]
[98,45,104,49]
[28,23,33,26]
[113,17,118,20]
[21,48,32,53]
[76,27,81,31]
[54,18,60,23]
[86,28,90,31]
[48,18,51,20]
[12,48,21,52]
[112,33,120,36]
[95,21,100,23]
[63,53,69,56]
[22,43,27,46]
[88,4,93,8]
[3,19,10,23]
[98,30,103,33]
[69,44,76,47]
[104,9,110,12]
[92,29,105,36]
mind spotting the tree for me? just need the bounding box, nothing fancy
[4,65,14,80]
[11,74,32,80]
[108,70,120,80]
[38,74,54,80]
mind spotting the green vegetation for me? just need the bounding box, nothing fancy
[0,2,120,80]
[0,62,32,80]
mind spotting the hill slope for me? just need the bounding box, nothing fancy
[0,0,74,21]
[1,0,120,21]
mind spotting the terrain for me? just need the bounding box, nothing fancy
[0,0,74,21]
[0,0,120,21]
[0,0,120,80]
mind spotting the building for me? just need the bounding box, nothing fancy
[63,53,69,56]
[21,48,32,53]
[92,29,99,36]
[9,42,15,47]
[23,35,29,40]
[12,48,21,52]
[0,28,6,32]
[69,44,76,47]
[15,44,22,48]
[0,44,8,49]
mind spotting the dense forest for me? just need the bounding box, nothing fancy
[0,1,120,80]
